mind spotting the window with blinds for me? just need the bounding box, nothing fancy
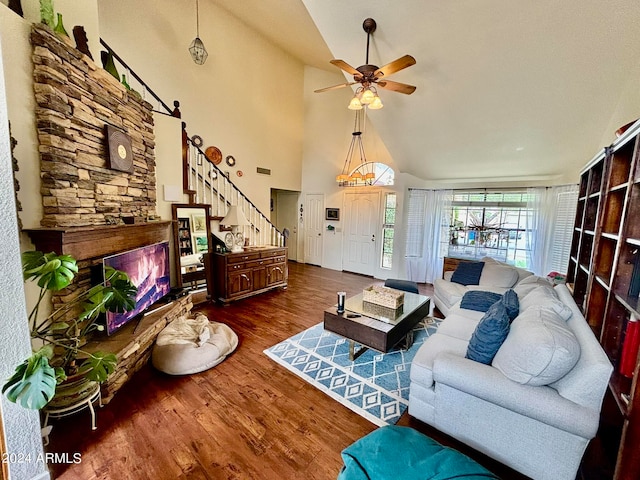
[405,190,428,257]
[548,189,579,273]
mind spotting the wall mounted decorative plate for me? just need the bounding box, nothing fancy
[191,135,203,147]
[105,125,134,173]
[236,170,243,177]
[226,155,236,167]
[205,146,222,165]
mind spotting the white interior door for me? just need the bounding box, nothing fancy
[305,194,324,266]
[276,192,299,261]
[343,192,380,276]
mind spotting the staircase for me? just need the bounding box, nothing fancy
[100,40,283,247]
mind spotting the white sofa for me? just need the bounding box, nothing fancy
[433,258,533,316]
[409,278,613,480]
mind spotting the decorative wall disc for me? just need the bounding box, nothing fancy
[106,125,133,173]
[236,170,243,177]
[226,155,236,167]
[205,146,222,164]
[191,135,203,147]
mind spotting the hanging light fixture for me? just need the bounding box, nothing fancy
[336,110,376,187]
[189,0,208,65]
[347,85,383,111]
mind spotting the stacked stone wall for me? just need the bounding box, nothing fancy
[31,24,156,228]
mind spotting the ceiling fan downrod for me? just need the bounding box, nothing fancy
[362,18,376,66]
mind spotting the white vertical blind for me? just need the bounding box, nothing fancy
[548,188,579,273]
[405,190,428,257]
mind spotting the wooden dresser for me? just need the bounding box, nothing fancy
[205,246,288,304]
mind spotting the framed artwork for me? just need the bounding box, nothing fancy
[326,208,340,221]
[192,214,207,233]
[194,235,209,253]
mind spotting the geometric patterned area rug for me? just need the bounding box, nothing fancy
[264,318,440,427]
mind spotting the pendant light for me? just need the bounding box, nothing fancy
[189,0,208,65]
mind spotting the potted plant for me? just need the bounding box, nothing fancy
[2,251,137,410]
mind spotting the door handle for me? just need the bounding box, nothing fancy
[371,234,375,241]
[318,233,321,236]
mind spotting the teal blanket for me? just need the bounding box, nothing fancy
[338,426,499,480]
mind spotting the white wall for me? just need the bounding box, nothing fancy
[0,27,49,480]
[98,0,304,216]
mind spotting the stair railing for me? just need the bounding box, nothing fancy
[99,39,283,247]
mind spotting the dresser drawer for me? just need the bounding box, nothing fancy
[260,249,286,259]
[227,253,260,264]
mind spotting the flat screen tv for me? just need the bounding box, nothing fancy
[103,241,171,335]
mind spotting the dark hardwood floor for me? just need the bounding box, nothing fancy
[45,263,602,479]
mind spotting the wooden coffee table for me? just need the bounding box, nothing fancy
[323,291,430,360]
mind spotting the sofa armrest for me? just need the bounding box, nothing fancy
[432,353,599,438]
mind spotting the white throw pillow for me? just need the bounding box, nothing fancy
[519,285,573,321]
[478,264,519,288]
[492,307,580,386]
[480,257,533,283]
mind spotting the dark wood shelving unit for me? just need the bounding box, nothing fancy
[566,120,640,479]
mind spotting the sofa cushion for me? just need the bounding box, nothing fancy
[451,261,485,286]
[519,285,572,321]
[478,264,519,288]
[514,275,553,298]
[465,301,510,364]
[434,278,469,309]
[436,310,484,341]
[481,256,533,283]
[502,289,519,321]
[460,290,501,313]
[493,307,580,386]
[411,333,469,388]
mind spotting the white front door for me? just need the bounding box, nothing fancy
[342,192,380,276]
[305,194,324,266]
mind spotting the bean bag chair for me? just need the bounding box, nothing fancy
[152,313,238,375]
[338,425,498,480]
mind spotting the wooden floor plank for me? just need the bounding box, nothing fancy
[45,262,601,479]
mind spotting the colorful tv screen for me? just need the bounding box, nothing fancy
[103,241,171,335]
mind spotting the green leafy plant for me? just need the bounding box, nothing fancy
[2,251,137,410]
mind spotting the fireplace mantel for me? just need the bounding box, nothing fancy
[24,222,172,261]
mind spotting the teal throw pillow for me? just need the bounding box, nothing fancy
[450,261,485,286]
[466,301,510,364]
[502,289,519,321]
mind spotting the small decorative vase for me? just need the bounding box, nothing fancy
[39,0,54,28]
[121,74,131,90]
[101,51,120,81]
[54,12,70,39]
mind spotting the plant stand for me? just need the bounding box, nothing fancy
[42,382,101,445]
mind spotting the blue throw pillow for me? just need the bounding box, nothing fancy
[450,261,485,286]
[502,289,519,321]
[460,291,502,313]
[466,301,510,364]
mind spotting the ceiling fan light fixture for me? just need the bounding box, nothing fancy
[360,88,375,105]
[368,95,383,110]
[348,96,363,110]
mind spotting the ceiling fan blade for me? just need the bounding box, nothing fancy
[330,59,361,76]
[376,80,416,95]
[374,55,416,78]
[314,81,357,93]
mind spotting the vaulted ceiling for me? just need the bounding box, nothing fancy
[217,0,640,185]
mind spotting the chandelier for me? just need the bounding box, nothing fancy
[336,110,376,186]
[189,0,208,65]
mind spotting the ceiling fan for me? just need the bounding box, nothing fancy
[315,18,416,109]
